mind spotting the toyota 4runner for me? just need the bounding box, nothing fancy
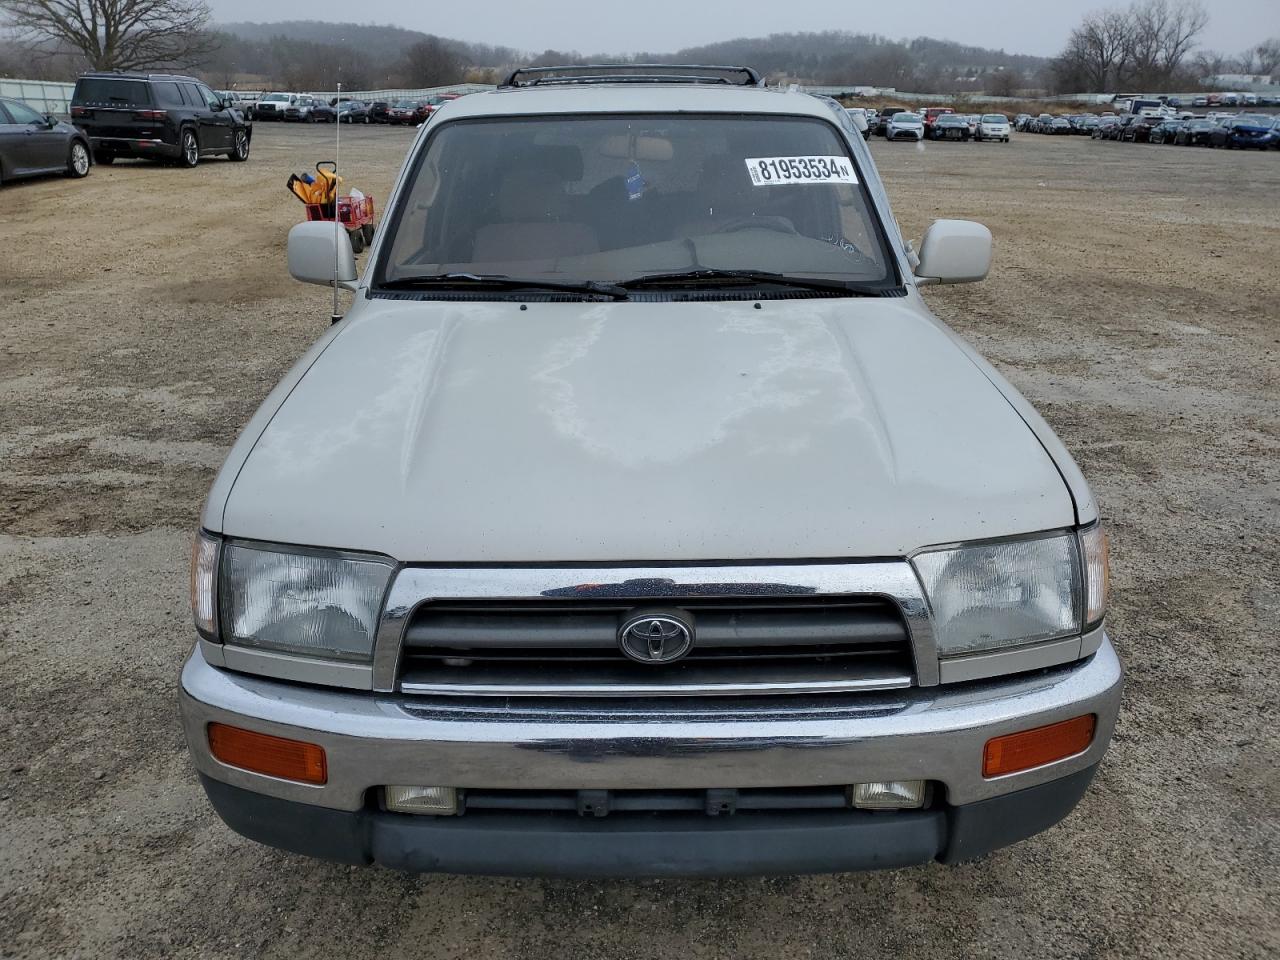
[180,64,1122,877]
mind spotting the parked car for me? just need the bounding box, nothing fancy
[185,66,1121,878]
[931,113,970,141]
[1107,115,1138,140]
[1091,117,1120,139]
[874,106,909,136]
[1208,114,1278,149]
[1174,118,1216,145]
[1013,113,1032,130]
[1047,117,1072,134]
[337,100,370,123]
[0,96,92,185]
[253,92,296,121]
[885,111,924,141]
[975,113,1011,142]
[420,93,461,117]
[1123,116,1160,142]
[922,106,954,137]
[285,95,334,123]
[367,100,392,123]
[387,99,422,125]
[70,72,251,167]
[217,91,254,119]
[1148,119,1184,144]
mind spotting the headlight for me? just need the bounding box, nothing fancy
[218,541,394,661]
[911,532,1081,657]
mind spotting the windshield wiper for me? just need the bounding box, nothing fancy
[381,273,628,300]
[618,269,890,296]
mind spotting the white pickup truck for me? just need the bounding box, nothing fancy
[180,64,1121,877]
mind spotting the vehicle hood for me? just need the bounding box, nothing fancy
[221,296,1075,562]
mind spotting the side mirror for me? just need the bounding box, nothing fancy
[288,221,357,287]
[914,219,992,285]
[42,114,57,128]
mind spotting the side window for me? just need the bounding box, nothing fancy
[5,99,43,124]
[0,101,14,123]
[180,83,203,108]
[153,82,184,108]
[197,84,221,110]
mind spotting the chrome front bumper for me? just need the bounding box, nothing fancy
[179,637,1122,812]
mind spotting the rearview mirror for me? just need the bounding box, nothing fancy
[914,219,992,285]
[288,221,357,288]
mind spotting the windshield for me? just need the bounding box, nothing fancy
[264,94,290,102]
[1237,114,1270,125]
[394,100,416,108]
[982,114,1007,123]
[377,114,895,292]
[892,113,918,122]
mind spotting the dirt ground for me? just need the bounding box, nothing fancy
[1,123,1277,960]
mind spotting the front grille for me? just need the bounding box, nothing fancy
[397,597,915,696]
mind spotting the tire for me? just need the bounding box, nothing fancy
[229,128,250,162]
[67,139,90,178]
[361,223,375,246]
[179,128,198,168]
[349,228,364,254]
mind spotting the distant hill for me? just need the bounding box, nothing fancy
[205,22,1049,92]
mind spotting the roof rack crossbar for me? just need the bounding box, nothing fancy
[500,64,762,88]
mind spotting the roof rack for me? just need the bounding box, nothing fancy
[500,64,763,89]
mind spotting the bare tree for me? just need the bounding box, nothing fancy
[987,67,1022,97]
[1050,0,1207,92]
[0,0,216,71]
[1248,38,1280,76]
[397,35,464,87]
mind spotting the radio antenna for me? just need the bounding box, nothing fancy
[332,78,342,323]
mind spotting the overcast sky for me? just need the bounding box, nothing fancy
[207,0,1278,59]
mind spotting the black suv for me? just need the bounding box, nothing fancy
[70,72,252,167]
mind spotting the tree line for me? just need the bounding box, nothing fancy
[1049,0,1278,94]
[1,0,1276,95]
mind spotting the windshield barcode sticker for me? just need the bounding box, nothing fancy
[744,156,858,186]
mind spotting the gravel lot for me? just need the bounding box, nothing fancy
[1,122,1277,960]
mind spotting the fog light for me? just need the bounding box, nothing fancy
[385,785,458,815]
[850,779,927,810]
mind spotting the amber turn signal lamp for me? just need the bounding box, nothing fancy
[207,723,327,785]
[983,715,1096,778]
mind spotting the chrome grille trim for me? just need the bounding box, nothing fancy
[371,562,938,693]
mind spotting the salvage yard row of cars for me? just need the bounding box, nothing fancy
[244,91,460,124]
[1014,109,1280,149]
[851,107,1013,142]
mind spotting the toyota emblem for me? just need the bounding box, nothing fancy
[618,611,695,664]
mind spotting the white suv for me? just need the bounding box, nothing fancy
[181,64,1120,877]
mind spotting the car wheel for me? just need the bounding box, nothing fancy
[67,140,91,178]
[349,228,364,254]
[179,128,199,168]
[361,223,375,246]
[230,129,250,162]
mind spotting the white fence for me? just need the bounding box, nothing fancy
[0,78,76,115]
